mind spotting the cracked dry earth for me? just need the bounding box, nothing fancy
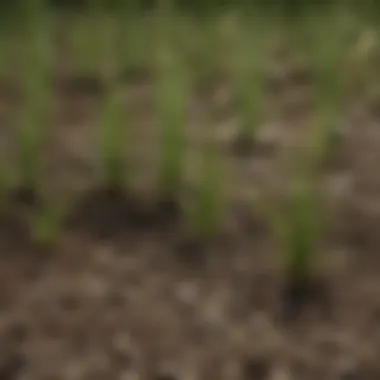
[2,34,380,380]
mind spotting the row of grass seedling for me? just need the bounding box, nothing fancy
[271,13,352,313]
[0,5,368,306]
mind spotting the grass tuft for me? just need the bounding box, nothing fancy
[17,5,51,196]
[31,199,66,248]
[231,14,269,150]
[155,47,189,201]
[98,83,127,192]
[192,139,225,240]
[263,145,323,287]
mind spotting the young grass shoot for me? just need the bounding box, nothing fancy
[98,84,127,193]
[232,15,268,153]
[155,4,189,203]
[192,136,225,241]
[17,2,52,198]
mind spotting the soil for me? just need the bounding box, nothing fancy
[1,15,380,380]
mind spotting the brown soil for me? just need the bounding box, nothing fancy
[2,18,380,380]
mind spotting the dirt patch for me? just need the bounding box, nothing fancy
[65,187,183,240]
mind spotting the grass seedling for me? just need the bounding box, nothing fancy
[308,102,345,171]
[117,0,148,77]
[98,84,127,192]
[263,147,323,288]
[155,1,189,202]
[92,6,128,192]
[31,198,67,248]
[0,164,11,209]
[18,99,50,197]
[156,52,189,202]
[302,8,351,166]
[0,33,14,206]
[155,1,181,200]
[17,3,52,198]
[192,138,225,240]
[0,31,12,75]
[194,14,230,88]
[283,173,322,286]
[69,0,105,75]
[232,15,268,152]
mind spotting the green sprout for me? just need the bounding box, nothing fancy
[156,47,189,201]
[232,15,268,148]
[98,84,127,192]
[154,0,189,201]
[303,9,351,166]
[117,1,148,76]
[17,4,51,195]
[265,148,323,286]
[69,1,105,74]
[192,139,225,240]
[283,174,322,284]
[31,199,66,248]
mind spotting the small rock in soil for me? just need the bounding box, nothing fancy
[175,236,208,270]
[281,276,331,323]
[155,198,182,225]
[154,374,178,380]
[242,357,270,380]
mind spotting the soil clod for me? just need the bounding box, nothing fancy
[175,235,208,269]
[154,374,178,380]
[281,276,331,322]
[155,197,183,225]
[10,186,39,209]
[0,210,29,254]
[60,73,105,98]
[242,357,270,380]
[231,133,275,158]
[66,187,155,238]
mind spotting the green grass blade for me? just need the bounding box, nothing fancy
[18,9,52,192]
[156,49,189,199]
[193,140,224,239]
[99,85,127,190]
